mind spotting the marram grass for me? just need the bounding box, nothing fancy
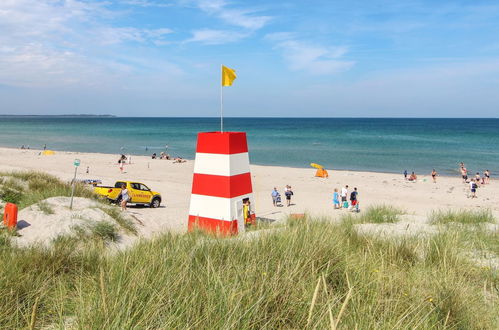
[0,217,497,329]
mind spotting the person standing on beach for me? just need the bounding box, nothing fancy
[404,170,408,180]
[341,185,348,208]
[271,187,279,207]
[469,179,477,198]
[431,169,437,183]
[460,165,468,183]
[333,188,340,209]
[484,170,490,184]
[284,185,293,207]
[349,187,358,210]
[120,183,130,211]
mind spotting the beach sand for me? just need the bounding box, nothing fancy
[1,147,497,240]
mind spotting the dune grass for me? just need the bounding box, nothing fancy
[0,171,101,209]
[430,209,495,225]
[0,215,497,329]
[356,204,405,223]
[98,206,137,235]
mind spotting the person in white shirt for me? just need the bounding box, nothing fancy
[341,185,348,207]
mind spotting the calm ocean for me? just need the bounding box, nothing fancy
[0,117,497,176]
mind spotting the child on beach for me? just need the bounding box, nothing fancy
[469,179,477,198]
[284,185,293,207]
[404,170,408,180]
[484,170,490,184]
[333,188,340,209]
[349,187,358,210]
[341,185,348,207]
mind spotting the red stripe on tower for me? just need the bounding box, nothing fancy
[188,132,255,235]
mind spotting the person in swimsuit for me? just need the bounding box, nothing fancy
[484,170,490,184]
[120,183,130,211]
[431,169,437,183]
[408,172,417,182]
[460,166,468,183]
[475,172,481,186]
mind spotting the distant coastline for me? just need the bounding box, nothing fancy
[0,114,116,118]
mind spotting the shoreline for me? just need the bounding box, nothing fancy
[0,145,478,178]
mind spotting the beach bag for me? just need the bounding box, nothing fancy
[343,201,349,208]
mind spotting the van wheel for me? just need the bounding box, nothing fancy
[150,198,161,208]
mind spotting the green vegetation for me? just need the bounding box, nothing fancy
[430,209,495,225]
[36,201,55,215]
[89,221,119,242]
[0,213,497,329]
[0,171,101,209]
[355,204,405,223]
[98,206,137,235]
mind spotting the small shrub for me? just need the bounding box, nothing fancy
[359,205,404,223]
[99,206,137,235]
[37,201,55,215]
[430,209,495,225]
[0,188,23,204]
[90,222,118,242]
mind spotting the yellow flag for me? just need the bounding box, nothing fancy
[221,65,237,86]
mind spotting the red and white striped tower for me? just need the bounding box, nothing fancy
[188,131,255,235]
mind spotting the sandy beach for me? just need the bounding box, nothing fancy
[1,147,497,239]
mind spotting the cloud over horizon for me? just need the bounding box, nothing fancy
[1,0,498,117]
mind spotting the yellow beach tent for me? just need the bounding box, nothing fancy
[310,163,329,178]
[42,150,55,156]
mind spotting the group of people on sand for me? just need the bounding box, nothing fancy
[404,169,439,183]
[271,185,294,207]
[151,152,170,160]
[460,163,491,198]
[333,185,359,212]
[403,163,491,199]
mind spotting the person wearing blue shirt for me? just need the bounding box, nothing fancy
[271,187,280,206]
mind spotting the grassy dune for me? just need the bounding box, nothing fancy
[0,172,497,328]
[0,215,497,328]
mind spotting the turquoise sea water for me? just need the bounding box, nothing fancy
[0,117,497,176]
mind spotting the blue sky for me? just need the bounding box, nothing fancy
[1,0,498,117]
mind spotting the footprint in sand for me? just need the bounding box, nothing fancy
[446,186,455,193]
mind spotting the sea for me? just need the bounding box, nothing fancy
[0,117,497,176]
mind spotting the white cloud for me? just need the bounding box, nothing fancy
[184,0,271,45]
[267,34,355,75]
[0,0,178,88]
[197,0,271,30]
[123,0,173,7]
[185,29,248,44]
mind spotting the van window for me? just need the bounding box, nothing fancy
[140,184,150,191]
[115,182,126,188]
[131,183,141,190]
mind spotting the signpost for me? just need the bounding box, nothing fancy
[69,159,80,210]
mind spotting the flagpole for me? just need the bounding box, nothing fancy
[220,64,224,133]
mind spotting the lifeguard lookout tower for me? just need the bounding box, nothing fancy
[188,131,255,235]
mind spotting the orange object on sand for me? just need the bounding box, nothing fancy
[315,168,329,178]
[3,203,18,229]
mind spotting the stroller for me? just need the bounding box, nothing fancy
[275,193,282,206]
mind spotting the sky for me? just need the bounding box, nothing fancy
[1,0,499,117]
